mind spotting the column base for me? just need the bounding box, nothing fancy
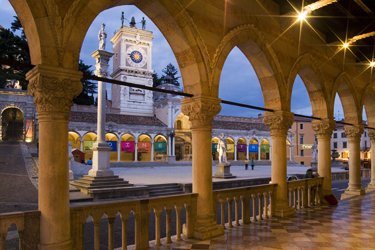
[273,201,295,217]
[39,239,71,250]
[192,216,224,240]
[213,163,236,179]
[168,156,176,163]
[366,183,375,192]
[88,169,114,177]
[340,188,365,200]
[90,142,113,177]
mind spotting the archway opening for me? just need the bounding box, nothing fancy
[82,132,97,162]
[137,134,151,162]
[237,137,247,161]
[120,134,135,162]
[249,138,259,160]
[105,133,118,162]
[333,93,348,162]
[1,107,23,141]
[260,139,270,160]
[154,135,167,162]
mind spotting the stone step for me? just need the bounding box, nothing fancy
[72,182,133,189]
[147,183,184,197]
[73,179,129,186]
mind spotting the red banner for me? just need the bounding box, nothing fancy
[138,142,151,152]
[121,141,135,152]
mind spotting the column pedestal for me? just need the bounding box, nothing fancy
[89,142,114,177]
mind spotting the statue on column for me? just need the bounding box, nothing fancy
[98,23,107,50]
[141,17,146,30]
[121,11,125,28]
[217,133,227,164]
[130,17,136,28]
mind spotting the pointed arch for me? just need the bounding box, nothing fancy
[287,54,330,118]
[210,24,285,110]
[333,73,362,124]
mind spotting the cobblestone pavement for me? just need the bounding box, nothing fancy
[0,141,37,213]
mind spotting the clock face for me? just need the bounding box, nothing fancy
[126,46,147,68]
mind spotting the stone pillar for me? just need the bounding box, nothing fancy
[234,142,237,161]
[264,111,294,217]
[26,65,82,250]
[258,143,261,160]
[89,50,114,177]
[181,96,224,239]
[246,142,249,160]
[341,125,365,199]
[367,131,375,190]
[312,119,335,196]
[289,145,294,162]
[117,141,121,162]
[151,141,154,162]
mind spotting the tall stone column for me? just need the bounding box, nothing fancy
[88,49,114,177]
[181,96,224,239]
[264,111,294,217]
[26,65,82,250]
[312,119,335,196]
[341,125,365,199]
[367,131,375,190]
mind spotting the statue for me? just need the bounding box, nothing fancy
[130,16,136,28]
[311,141,317,163]
[98,23,107,50]
[121,11,125,28]
[141,17,146,30]
[217,134,227,164]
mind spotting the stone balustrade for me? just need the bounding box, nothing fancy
[287,177,323,209]
[0,210,40,250]
[70,193,197,249]
[213,184,276,228]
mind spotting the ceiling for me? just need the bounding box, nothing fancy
[273,0,375,63]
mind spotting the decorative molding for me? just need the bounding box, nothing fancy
[344,125,364,140]
[369,130,375,142]
[263,111,294,137]
[181,97,221,128]
[312,119,335,138]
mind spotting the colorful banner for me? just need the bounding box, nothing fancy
[138,142,151,152]
[106,141,117,151]
[237,144,247,152]
[121,141,135,152]
[83,141,94,151]
[260,144,270,152]
[227,143,234,153]
[212,143,218,152]
[249,144,259,152]
[154,142,167,152]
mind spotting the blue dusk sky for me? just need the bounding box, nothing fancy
[1,1,350,120]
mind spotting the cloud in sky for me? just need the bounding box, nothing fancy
[1,1,347,119]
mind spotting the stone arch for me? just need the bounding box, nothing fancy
[10,0,209,94]
[68,131,81,150]
[287,53,330,118]
[333,73,362,124]
[1,106,25,141]
[210,24,286,110]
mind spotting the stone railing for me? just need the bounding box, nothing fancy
[213,184,276,228]
[70,193,197,249]
[0,210,40,250]
[287,177,323,209]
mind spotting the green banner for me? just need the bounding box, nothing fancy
[212,143,218,152]
[154,142,167,152]
[260,144,270,152]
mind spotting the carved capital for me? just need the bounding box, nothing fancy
[26,65,82,119]
[312,119,335,138]
[263,111,294,136]
[344,125,364,140]
[369,130,375,142]
[181,96,221,129]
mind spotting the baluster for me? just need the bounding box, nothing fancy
[121,216,127,250]
[241,196,250,224]
[18,230,24,250]
[220,200,225,227]
[257,193,262,220]
[301,187,305,209]
[227,198,233,228]
[268,191,273,218]
[184,204,191,238]
[175,206,181,241]
[316,186,320,206]
[234,197,240,226]
[288,189,292,207]
[293,188,296,208]
[307,186,311,207]
[263,192,268,219]
[94,221,101,250]
[251,194,256,221]
[108,217,115,250]
[154,209,161,246]
[297,187,301,210]
[165,208,172,244]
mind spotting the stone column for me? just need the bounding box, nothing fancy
[264,111,294,217]
[117,141,121,162]
[234,142,237,161]
[89,50,114,177]
[26,65,82,250]
[367,131,375,190]
[258,143,261,160]
[312,119,335,196]
[246,142,249,160]
[134,142,138,162]
[151,142,154,162]
[181,96,224,239]
[341,125,365,199]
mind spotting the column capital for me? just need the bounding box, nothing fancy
[181,96,221,129]
[26,65,82,119]
[263,111,294,136]
[91,50,114,77]
[344,125,364,140]
[312,119,335,138]
[369,130,375,142]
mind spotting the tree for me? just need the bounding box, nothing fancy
[161,63,180,86]
[0,16,97,105]
[152,72,162,87]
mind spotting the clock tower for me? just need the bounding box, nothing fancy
[111,17,154,116]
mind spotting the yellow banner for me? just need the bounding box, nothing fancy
[227,143,234,153]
